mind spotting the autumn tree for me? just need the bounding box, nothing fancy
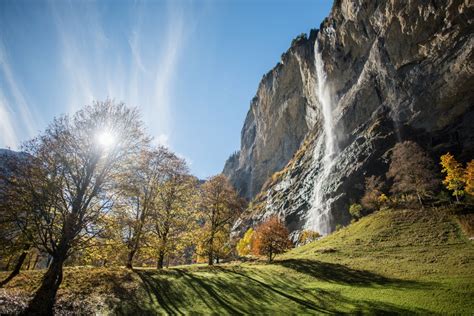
[236,228,254,256]
[440,153,466,202]
[198,174,244,265]
[151,152,198,269]
[21,100,148,315]
[116,147,172,269]
[386,141,439,207]
[361,176,385,211]
[0,151,36,286]
[466,160,474,197]
[253,216,293,262]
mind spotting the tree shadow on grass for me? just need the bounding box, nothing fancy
[276,258,427,289]
[134,270,184,315]
[100,271,158,316]
[174,269,244,315]
[127,263,432,315]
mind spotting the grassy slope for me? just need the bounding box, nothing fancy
[1,207,473,315]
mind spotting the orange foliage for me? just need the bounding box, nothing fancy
[252,216,293,262]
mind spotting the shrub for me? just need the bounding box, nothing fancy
[349,203,363,220]
[361,176,384,211]
[298,230,321,245]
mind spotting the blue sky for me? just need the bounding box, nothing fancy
[0,0,332,178]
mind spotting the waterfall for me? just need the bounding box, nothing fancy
[305,39,338,235]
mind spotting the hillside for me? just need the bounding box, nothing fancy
[1,206,473,314]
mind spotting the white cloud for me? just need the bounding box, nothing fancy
[0,91,18,148]
[0,40,39,148]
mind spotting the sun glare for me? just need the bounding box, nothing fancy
[97,131,116,148]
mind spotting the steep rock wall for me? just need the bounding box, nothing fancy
[226,0,474,238]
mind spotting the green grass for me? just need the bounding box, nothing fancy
[1,207,473,314]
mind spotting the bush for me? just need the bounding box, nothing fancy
[361,176,385,211]
[349,203,363,220]
[298,230,321,245]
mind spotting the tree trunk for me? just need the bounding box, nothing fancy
[208,235,214,266]
[208,252,214,266]
[32,254,40,270]
[0,244,30,287]
[22,255,65,315]
[126,250,136,269]
[157,249,165,269]
[417,193,424,209]
[216,256,220,264]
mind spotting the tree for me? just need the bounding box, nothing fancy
[151,152,198,269]
[465,160,474,197]
[0,151,35,286]
[361,176,384,211]
[440,153,466,202]
[348,203,363,221]
[386,141,439,207]
[298,230,321,245]
[22,100,148,315]
[198,174,244,265]
[252,216,293,262]
[236,228,254,256]
[116,147,171,269]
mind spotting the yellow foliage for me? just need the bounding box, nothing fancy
[440,153,465,201]
[298,230,321,245]
[378,193,389,205]
[236,228,254,256]
[465,160,474,196]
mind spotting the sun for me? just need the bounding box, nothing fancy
[97,131,116,148]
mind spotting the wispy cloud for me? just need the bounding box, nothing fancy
[0,40,39,148]
[0,91,18,148]
[49,1,189,148]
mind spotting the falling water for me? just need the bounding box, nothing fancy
[305,39,338,235]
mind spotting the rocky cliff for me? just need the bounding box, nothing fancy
[223,32,320,200]
[224,0,474,238]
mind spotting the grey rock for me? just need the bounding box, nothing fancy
[226,0,474,238]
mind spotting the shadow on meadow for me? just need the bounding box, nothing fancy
[275,258,426,288]
[125,259,430,315]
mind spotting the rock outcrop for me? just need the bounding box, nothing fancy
[223,32,320,200]
[225,0,474,238]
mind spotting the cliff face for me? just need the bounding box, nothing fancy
[223,33,320,200]
[225,0,474,238]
